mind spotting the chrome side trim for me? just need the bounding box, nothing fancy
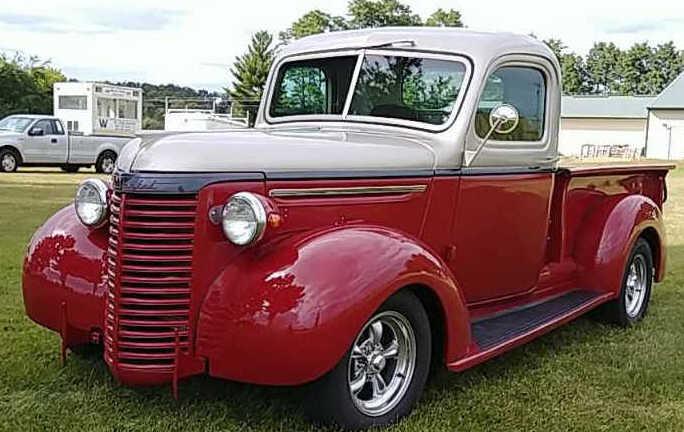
[269,184,427,198]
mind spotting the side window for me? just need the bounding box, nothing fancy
[33,120,55,135]
[52,120,64,135]
[475,66,546,141]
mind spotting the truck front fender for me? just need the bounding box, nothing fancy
[196,225,470,386]
[574,194,666,296]
[22,205,108,345]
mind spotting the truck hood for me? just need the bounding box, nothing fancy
[123,128,436,175]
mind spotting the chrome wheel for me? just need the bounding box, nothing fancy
[1,153,16,172]
[625,254,648,318]
[348,311,416,417]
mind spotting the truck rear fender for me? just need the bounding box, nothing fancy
[196,225,471,385]
[574,194,666,296]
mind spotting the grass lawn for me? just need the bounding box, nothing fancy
[1,166,683,431]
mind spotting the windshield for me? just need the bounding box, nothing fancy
[269,52,468,128]
[0,116,34,133]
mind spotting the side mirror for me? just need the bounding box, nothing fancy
[489,104,519,135]
[28,127,44,137]
[465,104,520,167]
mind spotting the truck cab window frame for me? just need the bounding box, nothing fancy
[474,65,548,143]
[32,119,55,135]
[265,49,472,132]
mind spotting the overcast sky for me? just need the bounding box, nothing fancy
[1,0,684,91]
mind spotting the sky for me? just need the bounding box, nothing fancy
[1,0,684,91]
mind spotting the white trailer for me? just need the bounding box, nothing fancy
[53,82,143,136]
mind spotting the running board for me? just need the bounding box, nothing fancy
[448,290,612,372]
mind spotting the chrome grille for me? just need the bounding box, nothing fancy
[105,192,197,372]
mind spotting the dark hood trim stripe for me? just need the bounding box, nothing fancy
[114,166,554,194]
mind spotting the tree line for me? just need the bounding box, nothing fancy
[545,39,684,95]
[229,0,684,111]
[2,0,683,126]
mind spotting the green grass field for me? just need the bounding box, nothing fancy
[1,167,683,431]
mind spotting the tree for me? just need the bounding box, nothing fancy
[425,8,464,27]
[619,42,654,95]
[543,38,566,63]
[282,1,466,43]
[229,31,275,124]
[560,53,590,95]
[348,0,422,28]
[280,10,348,42]
[0,53,65,118]
[646,42,684,94]
[585,42,622,94]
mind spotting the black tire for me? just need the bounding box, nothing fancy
[304,290,431,429]
[0,148,19,172]
[598,238,653,327]
[95,151,116,174]
[61,165,80,173]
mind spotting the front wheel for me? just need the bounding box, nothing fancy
[0,149,19,172]
[305,290,431,429]
[95,151,116,174]
[599,238,654,327]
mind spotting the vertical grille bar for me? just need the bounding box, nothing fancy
[105,192,198,372]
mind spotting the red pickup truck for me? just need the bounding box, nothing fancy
[22,28,674,429]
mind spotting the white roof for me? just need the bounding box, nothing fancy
[279,27,555,65]
[650,71,684,109]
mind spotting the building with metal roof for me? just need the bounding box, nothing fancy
[559,95,655,158]
[645,72,684,159]
[559,72,684,160]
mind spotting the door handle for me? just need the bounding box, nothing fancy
[51,138,58,143]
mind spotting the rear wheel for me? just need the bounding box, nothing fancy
[305,290,431,429]
[599,238,653,327]
[0,149,19,172]
[95,151,116,174]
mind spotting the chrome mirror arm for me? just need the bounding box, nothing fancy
[464,104,520,168]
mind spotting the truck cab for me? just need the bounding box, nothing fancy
[21,28,673,429]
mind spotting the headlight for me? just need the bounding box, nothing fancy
[221,192,267,245]
[74,178,109,227]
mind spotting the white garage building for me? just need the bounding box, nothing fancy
[644,73,684,160]
[559,71,684,160]
[559,95,654,158]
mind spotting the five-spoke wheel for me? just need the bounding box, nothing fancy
[598,237,654,326]
[348,311,416,417]
[306,290,431,429]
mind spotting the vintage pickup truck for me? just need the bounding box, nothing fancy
[22,28,674,429]
[0,114,130,173]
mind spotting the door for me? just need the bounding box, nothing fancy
[449,61,557,304]
[26,119,68,163]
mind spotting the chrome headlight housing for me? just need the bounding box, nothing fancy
[74,178,109,227]
[221,192,267,246]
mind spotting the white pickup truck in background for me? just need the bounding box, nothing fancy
[0,114,133,173]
